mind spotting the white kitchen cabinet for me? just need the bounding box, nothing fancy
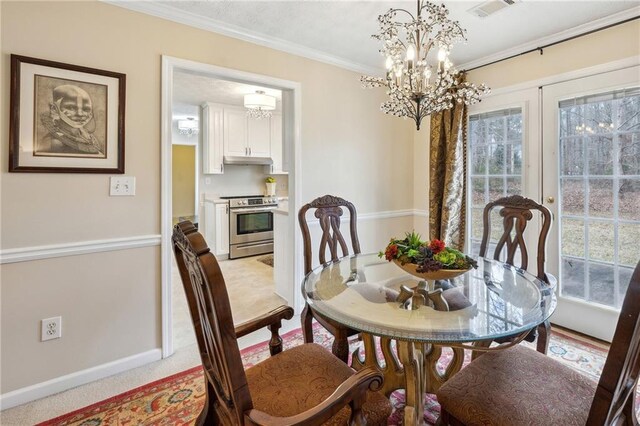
[273,208,294,307]
[247,117,271,157]
[203,198,229,258]
[268,113,287,174]
[214,202,229,257]
[203,103,280,175]
[223,106,271,159]
[223,107,249,157]
[201,103,224,174]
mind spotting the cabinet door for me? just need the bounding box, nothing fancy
[202,103,224,174]
[269,113,287,174]
[215,203,230,256]
[224,108,248,157]
[247,117,271,157]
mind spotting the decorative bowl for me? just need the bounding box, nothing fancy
[392,259,470,281]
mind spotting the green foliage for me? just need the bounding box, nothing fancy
[378,232,477,271]
[265,176,276,183]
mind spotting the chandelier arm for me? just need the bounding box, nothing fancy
[389,8,416,20]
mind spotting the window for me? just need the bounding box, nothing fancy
[468,108,524,257]
[559,88,640,308]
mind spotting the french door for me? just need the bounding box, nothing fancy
[467,88,541,261]
[468,67,640,341]
[542,67,640,341]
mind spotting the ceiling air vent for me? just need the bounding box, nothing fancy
[468,0,518,18]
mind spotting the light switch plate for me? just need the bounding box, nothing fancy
[110,176,136,196]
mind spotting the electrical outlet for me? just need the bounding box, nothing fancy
[41,316,62,341]
[109,176,136,196]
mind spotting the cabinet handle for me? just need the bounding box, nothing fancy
[226,204,229,214]
[249,147,252,156]
[245,147,248,156]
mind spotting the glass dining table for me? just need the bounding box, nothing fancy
[302,253,557,426]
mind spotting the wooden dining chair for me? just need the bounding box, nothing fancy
[299,195,361,363]
[172,221,391,425]
[437,259,640,426]
[479,194,554,353]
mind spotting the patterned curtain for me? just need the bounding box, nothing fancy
[429,81,469,250]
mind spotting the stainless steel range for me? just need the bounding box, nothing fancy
[222,195,278,259]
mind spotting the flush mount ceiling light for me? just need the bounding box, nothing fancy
[361,0,490,130]
[244,90,276,119]
[177,117,199,136]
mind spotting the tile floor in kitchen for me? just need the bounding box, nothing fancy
[172,253,287,350]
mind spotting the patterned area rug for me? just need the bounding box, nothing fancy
[257,254,274,267]
[38,325,611,426]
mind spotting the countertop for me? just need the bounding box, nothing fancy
[274,200,289,215]
[203,194,289,204]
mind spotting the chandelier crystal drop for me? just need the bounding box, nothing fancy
[177,117,199,136]
[361,0,490,130]
[244,90,276,119]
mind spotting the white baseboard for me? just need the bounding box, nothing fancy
[0,349,162,411]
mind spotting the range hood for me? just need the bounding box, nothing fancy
[223,156,273,166]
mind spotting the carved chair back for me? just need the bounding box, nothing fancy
[479,194,552,282]
[587,260,640,425]
[298,195,361,274]
[172,221,251,424]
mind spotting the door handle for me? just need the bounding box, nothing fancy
[546,196,555,204]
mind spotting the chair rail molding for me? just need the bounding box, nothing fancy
[0,235,161,264]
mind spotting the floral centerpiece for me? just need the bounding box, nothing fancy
[379,232,477,280]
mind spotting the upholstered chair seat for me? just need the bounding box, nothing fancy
[172,221,392,425]
[246,343,391,424]
[438,260,640,426]
[437,345,598,426]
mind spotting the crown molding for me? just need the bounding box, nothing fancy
[103,1,383,77]
[459,6,640,72]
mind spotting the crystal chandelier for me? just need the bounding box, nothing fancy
[361,0,489,130]
[177,117,199,136]
[244,90,276,119]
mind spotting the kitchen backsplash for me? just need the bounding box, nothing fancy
[199,164,288,198]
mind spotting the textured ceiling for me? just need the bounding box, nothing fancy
[153,0,639,71]
[172,70,282,118]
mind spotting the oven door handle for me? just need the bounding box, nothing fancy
[231,207,278,213]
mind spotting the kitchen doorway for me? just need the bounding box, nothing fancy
[161,56,303,358]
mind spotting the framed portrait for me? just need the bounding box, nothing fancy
[9,55,126,173]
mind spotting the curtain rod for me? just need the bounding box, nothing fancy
[465,15,640,73]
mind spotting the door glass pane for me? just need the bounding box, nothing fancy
[559,88,640,308]
[468,108,523,256]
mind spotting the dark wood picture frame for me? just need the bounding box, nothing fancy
[9,54,126,173]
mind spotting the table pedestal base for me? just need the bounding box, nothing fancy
[352,334,465,425]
